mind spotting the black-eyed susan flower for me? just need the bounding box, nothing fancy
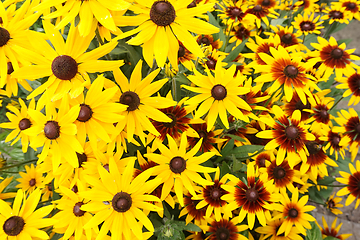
[112,60,176,144]
[52,185,93,240]
[192,168,230,221]
[272,188,315,236]
[253,45,319,104]
[80,157,162,240]
[145,133,216,206]
[228,24,257,47]
[309,36,360,80]
[0,0,41,88]
[116,0,219,68]
[0,189,55,239]
[245,35,280,66]
[196,34,223,51]
[326,193,344,215]
[203,217,248,240]
[323,5,352,24]
[320,124,346,160]
[333,108,360,161]
[293,0,319,14]
[255,218,304,240]
[184,59,251,131]
[292,13,324,37]
[266,25,303,50]
[337,0,360,20]
[3,61,33,97]
[0,99,35,152]
[218,1,257,27]
[336,160,360,208]
[187,123,225,156]
[12,21,123,104]
[256,105,315,167]
[201,49,228,71]
[336,68,360,106]
[283,91,312,122]
[23,102,83,170]
[318,216,352,240]
[33,0,130,37]
[0,177,16,201]
[245,1,279,27]
[16,164,45,195]
[306,91,334,132]
[178,190,208,227]
[222,162,278,229]
[72,75,126,150]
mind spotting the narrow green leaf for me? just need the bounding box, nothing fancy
[184,223,202,232]
[223,39,248,63]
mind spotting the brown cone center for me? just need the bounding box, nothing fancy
[210,188,221,200]
[253,5,262,11]
[328,200,335,208]
[330,11,343,19]
[300,21,315,31]
[281,34,293,44]
[284,65,299,78]
[262,0,271,6]
[258,157,266,167]
[245,187,259,202]
[7,62,14,75]
[3,216,25,236]
[288,208,298,218]
[120,91,140,111]
[163,113,176,128]
[44,121,60,140]
[331,48,344,59]
[150,1,176,26]
[273,167,286,179]
[51,55,78,80]
[29,178,36,186]
[77,104,93,122]
[76,152,87,168]
[0,27,10,47]
[73,202,86,217]
[285,125,299,139]
[178,44,185,58]
[230,7,242,17]
[18,118,31,131]
[206,58,216,70]
[169,156,186,173]
[199,37,211,46]
[112,192,132,212]
[331,135,340,146]
[211,84,227,100]
[347,2,356,9]
[216,227,230,240]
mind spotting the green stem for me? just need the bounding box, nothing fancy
[95,29,112,61]
[0,159,38,170]
[302,34,306,43]
[329,96,344,111]
[172,77,178,102]
[222,22,234,52]
[0,94,27,101]
[147,59,158,76]
[316,184,347,187]
[323,22,338,39]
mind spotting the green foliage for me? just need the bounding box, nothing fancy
[306,221,323,240]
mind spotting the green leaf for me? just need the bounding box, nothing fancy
[305,221,322,240]
[270,18,287,27]
[220,161,232,177]
[324,236,341,240]
[308,185,333,204]
[223,39,248,63]
[228,145,264,159]
[223,134,246,143]
[207,12,226,44]
[317,176,335,185]
[184,223,201,232]
[232,158,243,172]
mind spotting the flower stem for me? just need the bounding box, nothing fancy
[316,184,347,187]
[329,96,344,111]
[0,159,38,170]
[95,29,112,61]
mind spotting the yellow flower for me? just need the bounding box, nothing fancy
[336,160,360,208]
[116,0,219,68]
[16,164,45,195]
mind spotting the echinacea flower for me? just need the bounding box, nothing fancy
[0,189,55,239]
[116,0,219,68]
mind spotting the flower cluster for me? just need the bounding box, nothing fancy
[0,0,360,240]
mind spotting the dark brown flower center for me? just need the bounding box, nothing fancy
[73,202,86,217]
[72,185,78,193]
[319,109,329,120]
[178,44,186,58]
[77,104,93,122]
[293,182,303,189]
[273,167,286,179]
[330,48,344,59]
[288,208,298,218]
[245,187,259,202]
[198,36,211,46]
[211,84,227,100]
[44,121,60,140]
[51,55,78,80]
[347,2,356,9]
[198,130,207,141]
[284,65,299,78]
[285,125,299,139]
[258,157,266,167]
[216,227,230,240]
[150,1,176,26]
[253,5,262,11]
[18,118,31,131]
[103,164,110,172]
[47,184,52,191]
[7,62,14,75]
[295,99,311,111]
[187,1,196,8]
[0,27,10,47]
[112,192,132,212]
[28,179,36,187]
[76,152,87,168]
[120,91,141,111]
[328,199,335,208]
[356,123,360,134]
[281,34,293,44]
[262,0,271,6]
[163,113,177,128]
[169,156,186,173]
[3,216,25,236]
[210,188,221,200]
[330,10,343,19]
[230,7,242,17]
[331,135,340,146]
[300,21,315,31]
[206,58,216,70]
